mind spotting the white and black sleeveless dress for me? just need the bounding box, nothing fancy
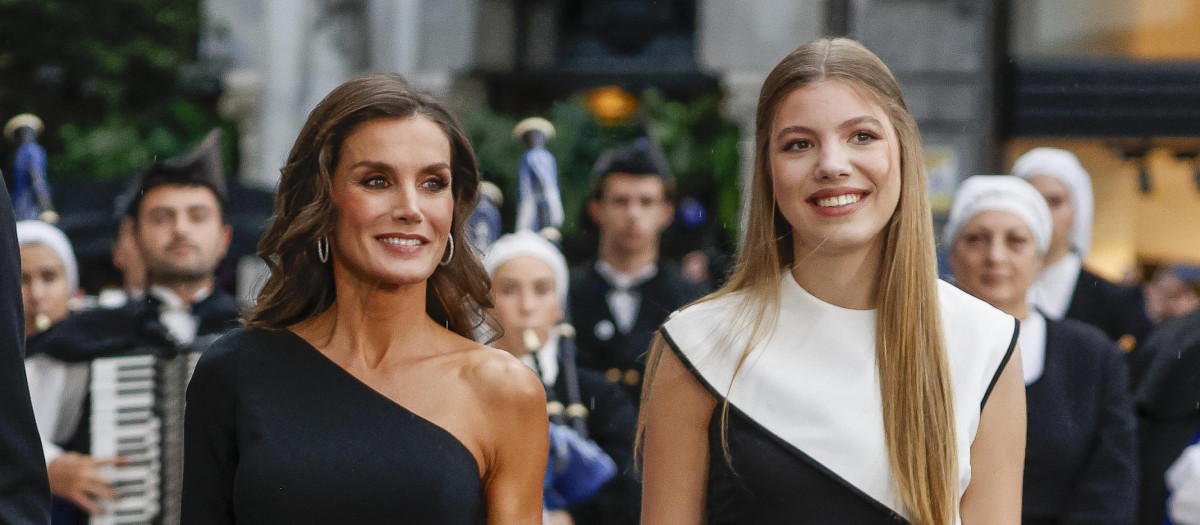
[658,274,1018,524]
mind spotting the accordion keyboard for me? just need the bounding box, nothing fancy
[90,354,162,524]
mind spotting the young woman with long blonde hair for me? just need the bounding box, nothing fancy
[638,38,1026,524]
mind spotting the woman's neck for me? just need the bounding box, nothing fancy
[298,272,435,370]
[790,237,883,310]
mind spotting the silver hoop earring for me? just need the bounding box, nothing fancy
[317,236,329,264]
[440,235,454,266]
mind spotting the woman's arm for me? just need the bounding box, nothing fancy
[479,355,550,524]
[960,345,1025,525]
[640,337,718,525]
[181,344,239,525]
[1061,345,1138,523]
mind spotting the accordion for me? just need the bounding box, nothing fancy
[88,336,216,525]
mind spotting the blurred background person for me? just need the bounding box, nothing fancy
[97,216,148,308]
[1013,147,1153,351]
[945,175,1137,524]
[95,179,149,309]
[5,113,57,223]
[1142,264,1200,325]
[569,142,708,405]
[1131,284,1200,525]
[484,230,638,525]
[25,131,239,522]
[660,195,735,289]
[18,220,78,338]
[514,117,564,235]
[468,180,504,254]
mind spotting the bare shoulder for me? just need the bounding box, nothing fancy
[458,343,546,410]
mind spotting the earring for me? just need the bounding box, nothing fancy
[317,236,329,264]
[440,235,454,266]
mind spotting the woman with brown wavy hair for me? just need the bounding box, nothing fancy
[638,38,1026,524]
[181,73,548,524]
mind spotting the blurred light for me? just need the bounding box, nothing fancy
[584,86,639,124]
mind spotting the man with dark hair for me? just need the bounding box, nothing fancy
[0,175,52,524]
[569,142,708,406]
[25,130,240,522]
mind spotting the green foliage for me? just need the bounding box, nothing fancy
[0,0,224,183]
[465,89,742,235]
[640,89,742,234]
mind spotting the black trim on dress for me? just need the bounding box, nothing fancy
[980,317,1020,410]
[657,327,911,523]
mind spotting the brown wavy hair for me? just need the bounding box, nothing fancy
[639,38,958,524]
[244,73,495,338]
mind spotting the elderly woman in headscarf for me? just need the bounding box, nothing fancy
[946,175,1138,525]
[1012,147,1153,350]
[17,220,78,337]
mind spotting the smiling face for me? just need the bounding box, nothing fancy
[330,116,455,287]
[769,79,902,258]
[949,210,1042,315]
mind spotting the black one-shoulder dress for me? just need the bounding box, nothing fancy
[182,328,484,524]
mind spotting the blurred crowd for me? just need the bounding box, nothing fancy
[6,97,1200,525]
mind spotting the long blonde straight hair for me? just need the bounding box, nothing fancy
[638,38,958,525]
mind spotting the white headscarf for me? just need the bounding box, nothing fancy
[944,175,1053,255]
[483,230,570,305]
[16,220,79,292]
[1011,147,1094,257]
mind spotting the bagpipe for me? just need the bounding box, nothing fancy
[526,325,617,510]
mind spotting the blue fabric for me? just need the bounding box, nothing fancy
[11,141,50,220]
[467,197,502,253]
[516,147,562,232]
[543,424,617,510]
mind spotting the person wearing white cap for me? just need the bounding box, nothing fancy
[484,231,639,525]
[17,220,78,336]
[514,117,564,234]
[5,113,57,222]
[1013,147,1152,350]
[947,175,1137,525]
